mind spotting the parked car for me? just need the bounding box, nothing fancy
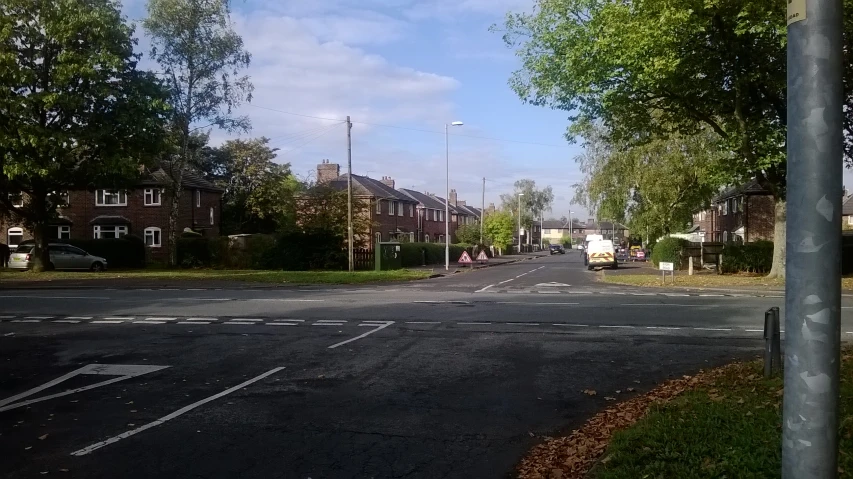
[8,243,108,271]
[549,244,565,255]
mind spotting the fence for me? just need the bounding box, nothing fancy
[683,242,724,268]
[353,248,374,271]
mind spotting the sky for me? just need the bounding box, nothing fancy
[122,0,592,222]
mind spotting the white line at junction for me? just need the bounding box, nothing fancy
[328,321,394,349]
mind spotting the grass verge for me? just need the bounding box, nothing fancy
[601,273,785,289]
[518,350,853,479]
[0,269,433,285]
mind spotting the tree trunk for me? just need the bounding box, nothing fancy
[767,200,786,279]
[31,221,50,272]
[168,187,182,266]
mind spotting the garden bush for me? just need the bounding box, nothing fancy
[399,242,471,267]
[650,237,690,269]
[721,241,774,274]
[66,236,146,269]
[260,229,347,270]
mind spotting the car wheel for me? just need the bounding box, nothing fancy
[91,262,105,272]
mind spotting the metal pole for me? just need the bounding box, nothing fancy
[444,123,450,271]
[480,177,485,245]
[783,1,843,477]
[517,194,522,254]
[346,116,354,272]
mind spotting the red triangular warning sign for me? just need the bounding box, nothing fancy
[476,250,489,261]
[458,251,473,264]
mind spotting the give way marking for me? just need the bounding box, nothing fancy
[0,364,170,413]
[328,321,394,349]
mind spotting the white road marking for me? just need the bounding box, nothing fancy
[144,317,177,322]
[224,322,258,325]
[186,317,218,322]
[0,295,109,300]
[599,325,634,329]
[630,293,655,296]
[92,320,125,324]
[745,329,764,332]
[565,291,593,294]
[620,304,718,307]
[13,319,41,323]
[554,323,588,327]
[328,321,394,349]
[694,327,732,331]
[229,318,263,322]
[172,298,231,301]
[177,321,209,325]
[458,322,491,325]
[700,294,725,297]
[186,288,206,291]
[0,364,169,412]
[53,320,81,324]
[133,321,165,325]
[662,293,690,297]
[497,279,514,285]
[250,298,324,302]
[405,321,441,324]
[70,367,284,456]
[316,319,348,323]
[0,315,16,319]
[313,323,345,326]
[266,322,297,326]
[495,301,580,305]
[24,316,53,320]
[507,322,539,326]
[537,290,561,294]
[274,319,304,322]
[65,316,93,320]
[104,317,135,321]
[475,284,496,293]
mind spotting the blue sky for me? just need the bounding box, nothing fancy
[123,0,590,220]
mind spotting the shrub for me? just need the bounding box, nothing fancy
[176,237,214,268]
[650,237,690,269]
[67,236,146,269]
[399,242,471,267]
[721,241,774,274]
[261,229,347,270]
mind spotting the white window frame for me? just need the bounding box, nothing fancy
[848,215,853,226]
[55,225,71,240]
[93,225,128,239]
[210,207,215,226]
[95,189,127,206]
[144,227,162,247]
[376,199,382,215]
[388,201,396,216]
[397,202,403,217]
[410,204,414,218]
[7,227,24,248]
[425,234,430,243]
[144,188,162,206]
[195,190,201,208]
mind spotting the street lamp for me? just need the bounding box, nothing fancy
[517,193,524,253]
[445,121,463,271]
[568,210,574,246]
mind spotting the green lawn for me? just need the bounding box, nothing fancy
[589,354,853,479]
[602,272,853,291]
[0,268,433,285]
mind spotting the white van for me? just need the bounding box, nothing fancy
[581,234,604,265]
[586,239,617,270]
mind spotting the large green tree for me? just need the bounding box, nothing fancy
[499,179,554,244]
[574,124,728,243]
[0,0,168,270]
[496,0,853,278]
[483,210,515,252]
[144,0,253,265]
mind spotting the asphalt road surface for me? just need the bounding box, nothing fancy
[2,253,851,478]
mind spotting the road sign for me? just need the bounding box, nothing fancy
[476,250,489,262]
[659,262,674,271]
[458,251,473,264]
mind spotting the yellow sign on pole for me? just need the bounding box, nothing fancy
[787,0,807,25]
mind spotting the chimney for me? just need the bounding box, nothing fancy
[380,176,395,189]
[316,159,340,184]
[449,189,458,206]
[487,203,496,213]
[458,200,466,207]
[587,218,595,226]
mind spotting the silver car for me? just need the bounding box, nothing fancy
[9,243,108,271]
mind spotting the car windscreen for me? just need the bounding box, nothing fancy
[14,244,34,253]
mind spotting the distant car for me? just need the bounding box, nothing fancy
[8,243,108,271]
[549,244,565,255]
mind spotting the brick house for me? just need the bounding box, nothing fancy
[1,164,223,259]
[316,161,419,249]
[692,180,775,243]
[398,189,454,243]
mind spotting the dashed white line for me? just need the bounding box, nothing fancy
[70,367,285,456]
[316,319,348,323]
[475,284,496,293]
[144,317,177,322]
[313,323,345,326]
[599,325,634,329]
[133,321,165,325]
[104,317,135,321]
[554,323,588,327]
[662,293,690,297]
[53,320,81,324]
[92,320,125,324]
[274,319,304,322]
[24,316,53,320]
[186,318,218,322]
[700,294,725,297]
[177,321,209,325]
[405,321,441,324]
[229,318,263,322]
[250,298,324,302]
[328,321,394,349]
[266,322,297,326]
[694,327,732,331]
[745,329,764,332]
[224,322,258,325]
[0,315,15,319]
[13,319,41,323]
[507,322,539,326]
[65,316,93,320]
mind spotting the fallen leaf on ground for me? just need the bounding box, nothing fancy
[38,434,48,440]
[582,389,597,396]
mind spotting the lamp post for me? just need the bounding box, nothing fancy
[517,193,524,254]
[445,121,463,271]
[568,210,574,246]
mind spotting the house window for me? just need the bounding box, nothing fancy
[144,227,162,247]
[7,227,23,248]
[9,192,23,208]
[410,204,414,217]
[144,188,162,206]
[52,225,70,240]
[397,202,403,217]
[544,229,552,234]
[94,225,128,239]
[95,189,127,206]
[721,200,728,215]
[425,234,430,243]
[848,216,853,226]
[376,199,382,215]
[389,201,396,216]
[195,190,201,207]
[210,207,215,225]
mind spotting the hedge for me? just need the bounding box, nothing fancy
[399,242,491,267]
[66,235,146,269]
[721,241,774,274]
[650,237,690,269]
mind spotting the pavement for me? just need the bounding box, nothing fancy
[2,252,851,478]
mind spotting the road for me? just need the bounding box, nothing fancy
[1,253,851,478]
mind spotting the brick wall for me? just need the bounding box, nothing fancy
[0,187,221,259]
[745,195,775,241]
[371,198,419,248]
[418,206,453,243]
[692,194,775,242]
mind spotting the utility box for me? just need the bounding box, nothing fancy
[375,242,402,271]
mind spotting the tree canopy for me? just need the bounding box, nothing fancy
[484,211,515,251]
[499,179,554,235]
[0,0,169,269]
